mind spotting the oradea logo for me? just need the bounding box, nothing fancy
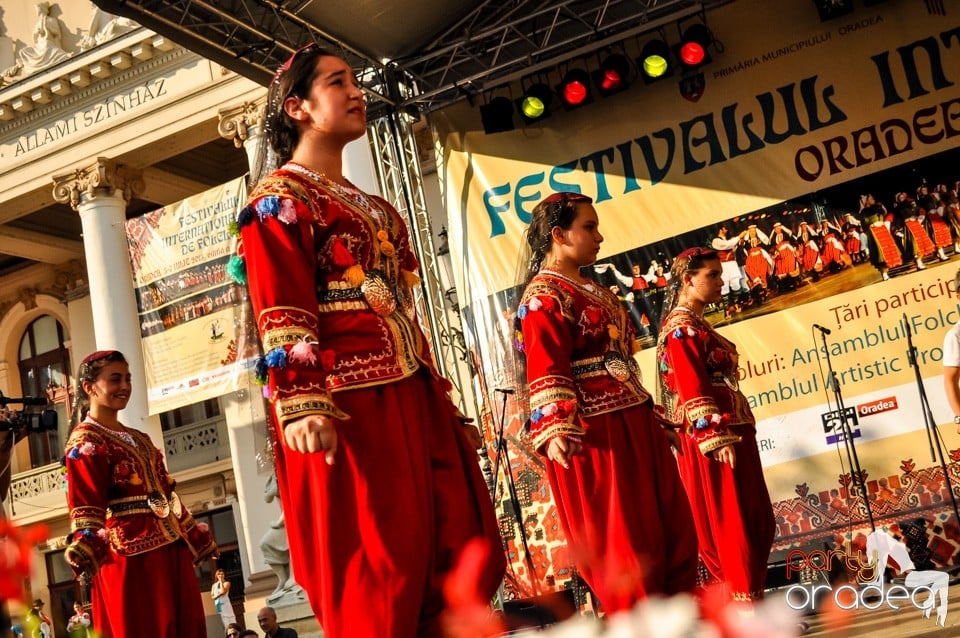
[784,530,949,627]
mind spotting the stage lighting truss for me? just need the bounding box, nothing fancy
[638,33,673,83]
[516,77,554,124]
[591,52,632,97]
[479,94,516,134]
[557,66,593,109]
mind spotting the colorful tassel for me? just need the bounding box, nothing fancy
[278,200,298,224]
[343,264,365,287]
[227,255,247,284]
[401,270,421,288]
[228,221,240,237]
[289,338,318,366]
[331,238,356,268]
[255,196,280,220]
[237,205,255,228]
[254,356,268,384]
[264,347,288,369]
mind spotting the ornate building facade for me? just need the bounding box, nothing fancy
[0,2,317,634]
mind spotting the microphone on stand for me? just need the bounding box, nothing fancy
[494,388,515,395]
[813,323,832,335]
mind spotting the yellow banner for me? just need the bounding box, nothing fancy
[125,177,252,414]
[434,0,960,573]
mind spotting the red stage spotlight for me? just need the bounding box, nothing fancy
[592,54,631,97]
[677,24,711,69]
[557,69,592,108]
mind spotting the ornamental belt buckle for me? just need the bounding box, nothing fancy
[603,351,632,383]
[147,491,170,519]
[361,269,397,316]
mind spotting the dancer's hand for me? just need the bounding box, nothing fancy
[713,444,736,468]
[462,423,483,449]
[663,428,683,455]
[285,414,338,464]
[547,436,581,469]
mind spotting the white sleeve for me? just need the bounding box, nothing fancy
[711,236,740,250]
[943,326,960,367]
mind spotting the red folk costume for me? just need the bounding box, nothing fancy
[234,164,504,637]
[518,270,697,611]
[64,418,217,637]
[656,309,774,602]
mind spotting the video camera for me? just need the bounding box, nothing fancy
[0,393,57,433]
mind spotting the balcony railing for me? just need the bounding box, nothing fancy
[163,415,231,473]
[7,462,66,522]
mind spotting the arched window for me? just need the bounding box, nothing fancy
[18,315,71,468]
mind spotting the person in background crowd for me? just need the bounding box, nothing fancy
[257,607,298,638]
[234,44,504,637]
[62,350,218,637]
[516,191,698,612]
[66,602,91,638]
[656,248,775,603]
[211,568,237,629]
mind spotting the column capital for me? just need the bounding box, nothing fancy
[218,98,266,148]
[51,157,145,211]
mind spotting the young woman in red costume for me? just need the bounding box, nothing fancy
[231,45,504,637]
[516,192,698,612]
[655,249,775,603]
[63,350,218,637]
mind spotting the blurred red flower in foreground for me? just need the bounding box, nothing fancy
[0,519,48,600]
[443,538,506,638]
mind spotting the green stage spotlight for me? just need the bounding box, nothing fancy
[639,39,672,82]
[516,83,553,123]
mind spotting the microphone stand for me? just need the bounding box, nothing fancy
[492,389,542,598]
[818,327,875,532]
[902,313,960,534]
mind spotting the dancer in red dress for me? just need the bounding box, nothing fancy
[232,45,503,637]
[517,192,697,612]
[63,351,218,637]
[655,249,774,603]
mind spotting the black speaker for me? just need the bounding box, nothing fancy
[502,588,578,629]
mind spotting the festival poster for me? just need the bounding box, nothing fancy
[431,0,960,598]
[125,177,255,414]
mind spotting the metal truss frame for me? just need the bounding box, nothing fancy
[93,0,730,117]
[367,114,472,409]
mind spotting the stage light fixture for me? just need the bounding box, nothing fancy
[812,0,854,21]
[592,54,631,97]
[516,82,553,124]
[558,68,593,109]
[639,39,672,82]
[479,96,515,134]
[677,23,712,69]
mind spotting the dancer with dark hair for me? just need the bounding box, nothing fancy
[656,249,774,603]
[232,44,503,637]
[516,191,697,611]
[63,350,217,636]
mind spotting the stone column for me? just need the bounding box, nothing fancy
[51,158,163,445]
[217,97,266,172]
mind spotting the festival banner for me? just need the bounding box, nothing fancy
[432,0,960,598]
[125,177,253,414]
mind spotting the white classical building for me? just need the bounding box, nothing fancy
[0,2,400,635]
